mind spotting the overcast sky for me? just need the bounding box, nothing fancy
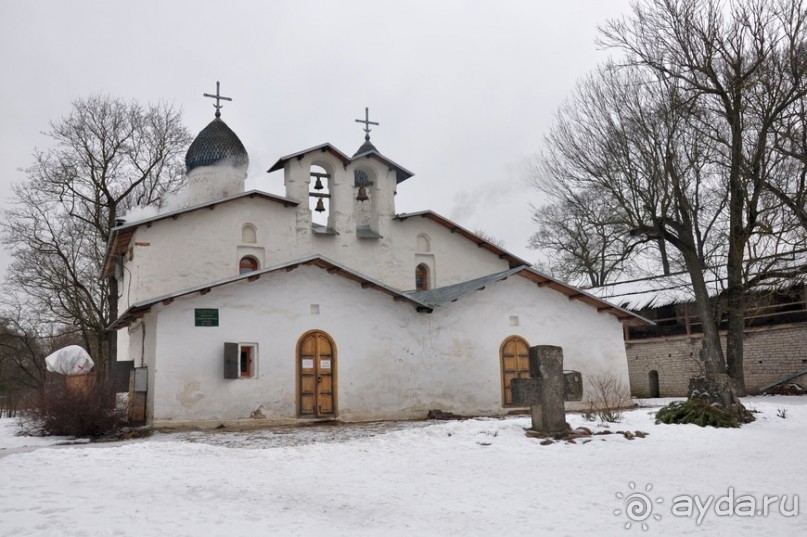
[0,0,633,275]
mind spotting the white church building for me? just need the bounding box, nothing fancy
[103,90,644,428]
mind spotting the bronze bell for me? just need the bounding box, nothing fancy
[313,177,324,190]
[315,198,325,212]
[356,185,369,202]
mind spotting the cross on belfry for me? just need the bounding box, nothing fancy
[203,81,232,118]
[354,107,379,141]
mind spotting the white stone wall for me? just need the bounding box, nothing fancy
[426,275,631,412]
[119,189,510,312]
[117,148,523,364]
[120,197,298,309]
[143,265,428,425]
[187,164,246,206]
[133,265,629,426]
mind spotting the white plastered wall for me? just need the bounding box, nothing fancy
[142,265,429,425]
[424,275,631,412]
[133,265,629,426]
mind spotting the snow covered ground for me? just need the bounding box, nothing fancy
[1,396,804,536]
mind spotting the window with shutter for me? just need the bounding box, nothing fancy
[224,343,257,379]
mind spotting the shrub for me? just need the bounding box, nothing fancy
[21,375,124,437]
[655,398,740,428]
[585,372,633,423]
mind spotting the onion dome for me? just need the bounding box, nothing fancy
[185,118,249,173]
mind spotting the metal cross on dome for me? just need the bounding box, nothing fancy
[203,81,232,118]
[354,107,379,141]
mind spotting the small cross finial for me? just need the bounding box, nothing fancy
[203,81,233,118]
[354,107,379,141]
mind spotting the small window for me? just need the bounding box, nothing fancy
[224,342,257,379]
[239,256,259,274]
[415,263,429,291]
[239,344,256,378]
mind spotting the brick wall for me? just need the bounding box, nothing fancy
[626,323,807,396]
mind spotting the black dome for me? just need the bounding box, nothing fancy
[185,118,249,173]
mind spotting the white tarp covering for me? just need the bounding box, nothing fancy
[44,345,94,375]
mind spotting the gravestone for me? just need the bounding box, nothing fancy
[511,345,582,434]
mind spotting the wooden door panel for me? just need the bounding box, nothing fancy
[501,337,530,407]
[318,375,332,393]
[301,375,316,393]
[298,331,336,418]
[300,395,315,415]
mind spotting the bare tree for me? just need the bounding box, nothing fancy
[1,95,191,370]
[597,0,807,396]
[537,63,739,408]
[529,191,652,287]
[473,229,506,249]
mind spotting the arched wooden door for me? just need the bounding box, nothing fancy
[501,336,530,407]
[297,330,337,418]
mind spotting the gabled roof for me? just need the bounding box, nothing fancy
[109,255,432,329]
[267,143,352,173]
[393,210,531,269]
[267,142,414,183]
[101,190,299,278]
[409,266,651,325]
[351,147,414,183]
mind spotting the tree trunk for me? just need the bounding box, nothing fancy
[725,110,748,396]
[680,249,725,375]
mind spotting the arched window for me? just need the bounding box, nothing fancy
[241,224,257,244]
[239,256,259,274]
[415,263,429,291]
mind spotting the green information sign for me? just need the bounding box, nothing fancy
[194,308,219,327]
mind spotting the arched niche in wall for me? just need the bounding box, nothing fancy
[416,233,431,253]
[241,223,257,244]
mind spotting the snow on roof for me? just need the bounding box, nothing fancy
[586,272,704,311]
[266,142,414,183]
[588,253,807,311]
